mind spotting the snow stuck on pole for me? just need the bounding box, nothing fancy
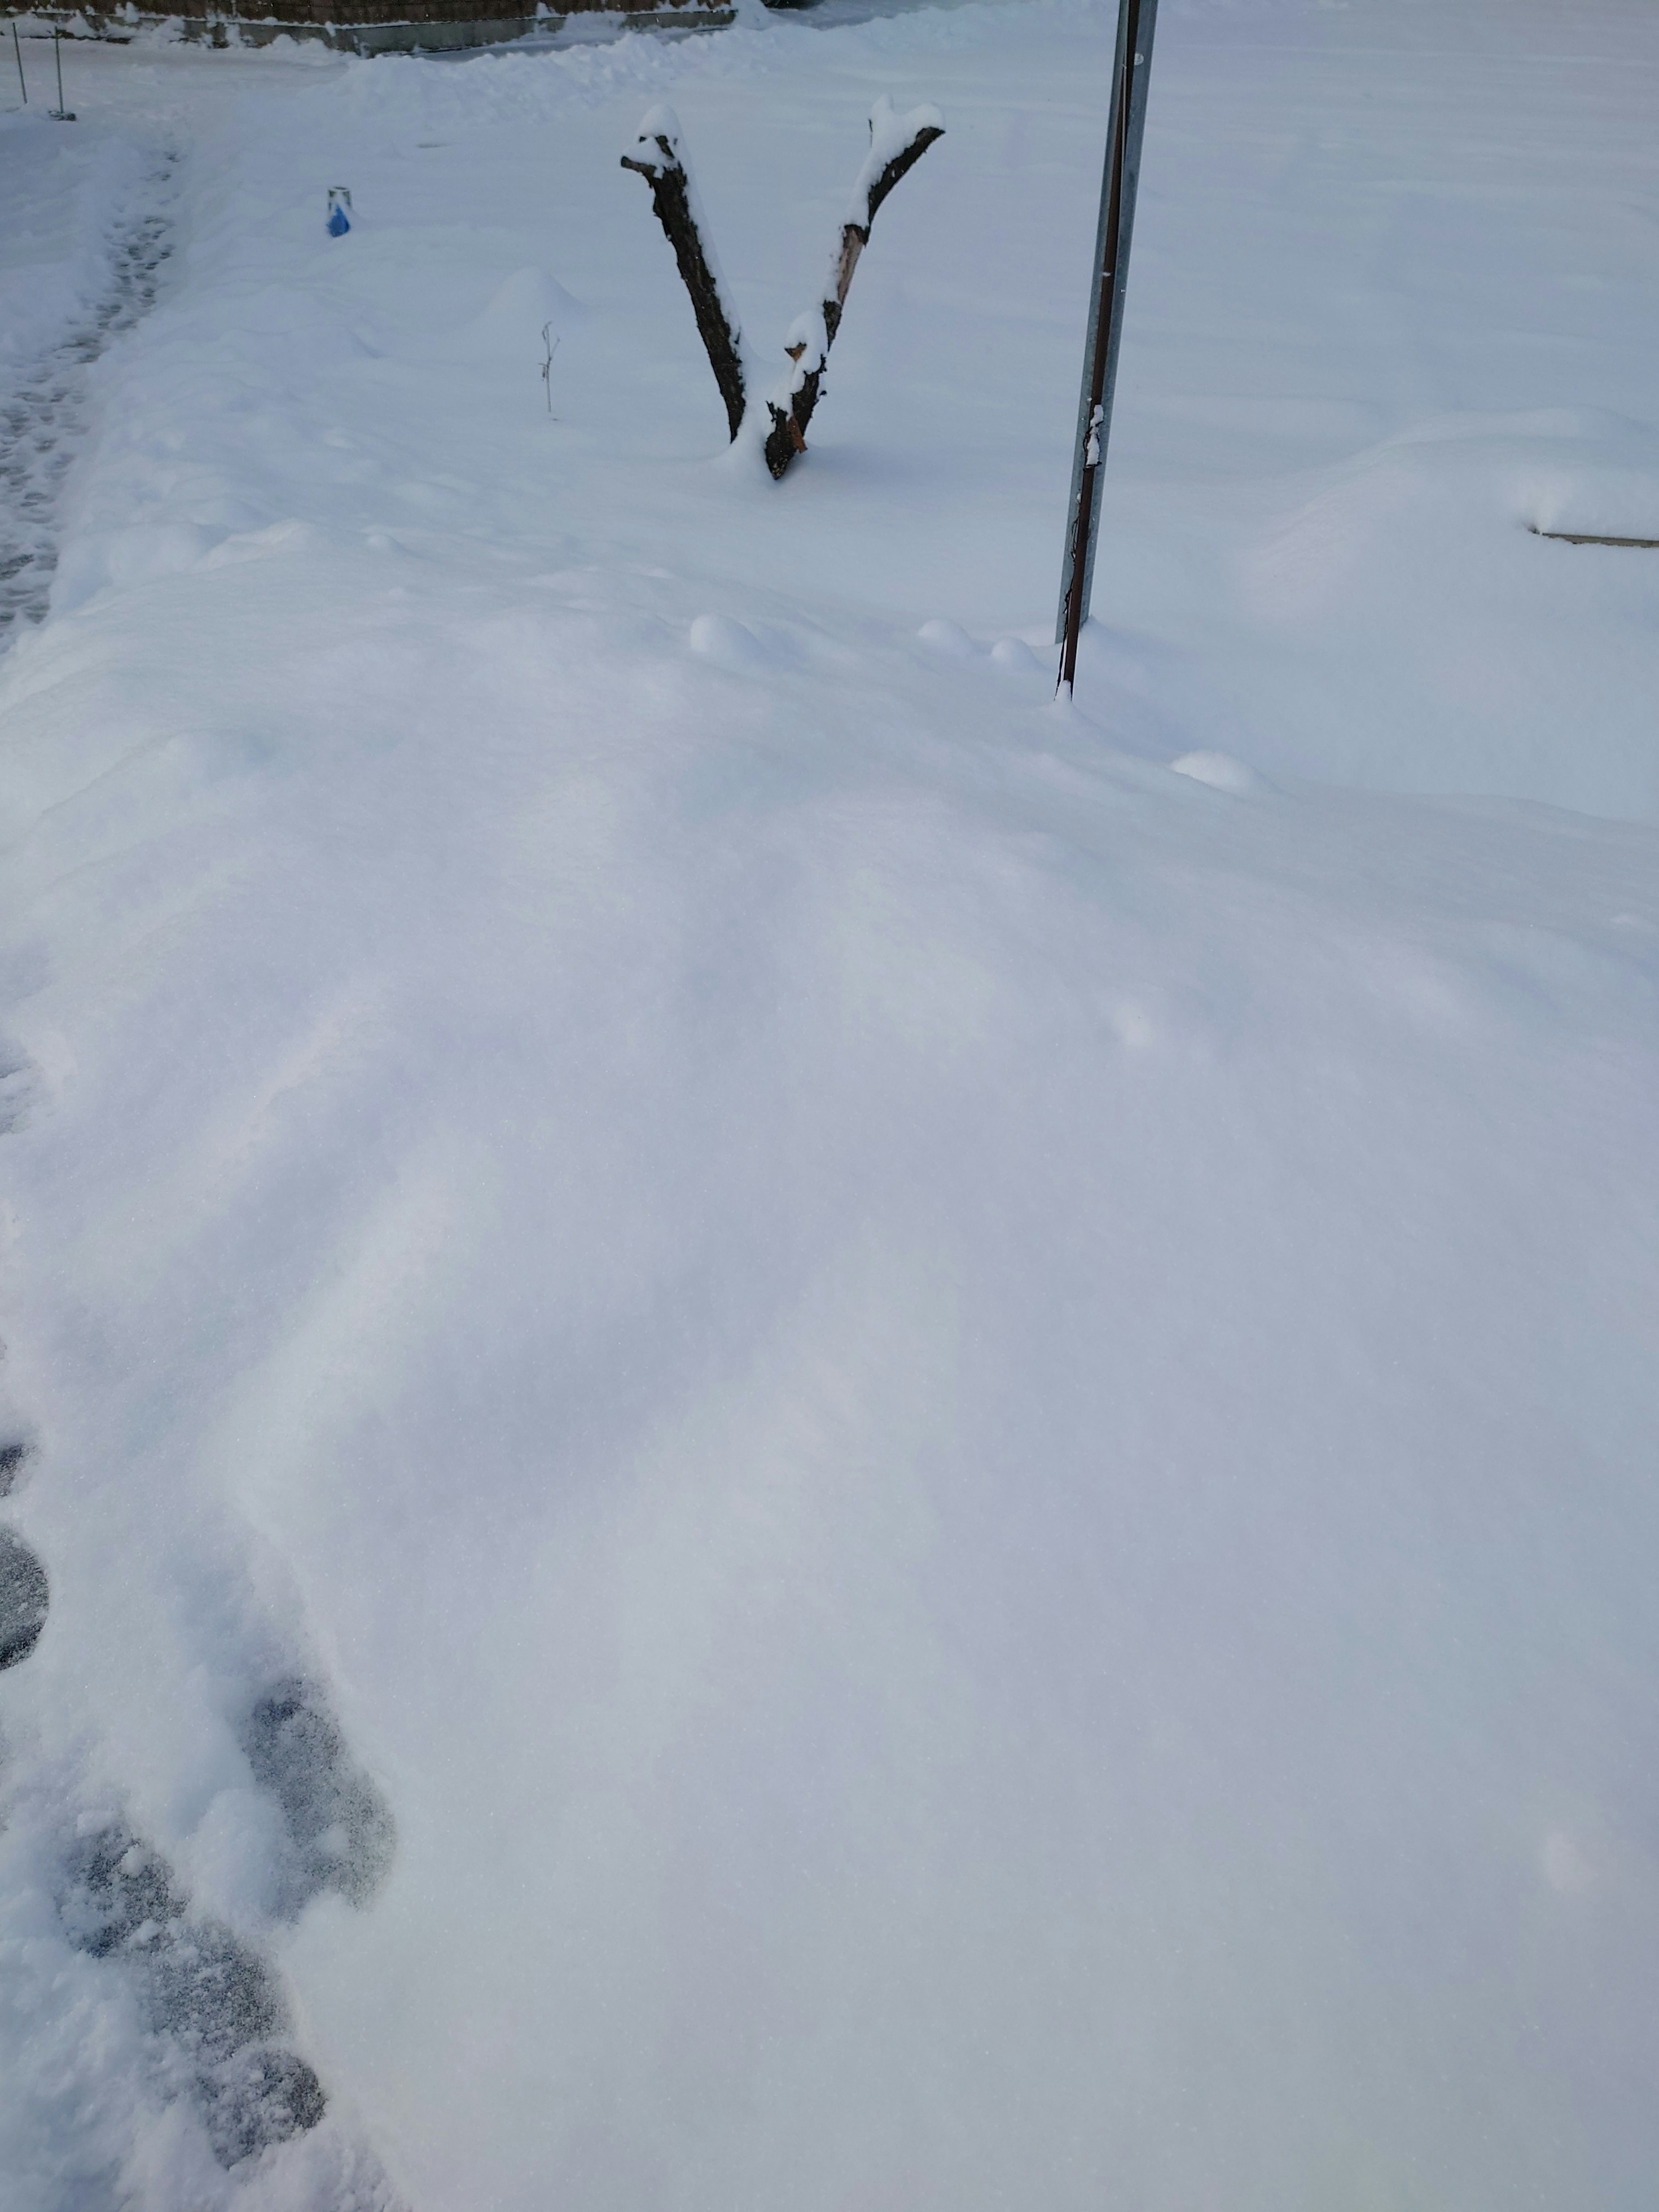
[1056,0,1159,693]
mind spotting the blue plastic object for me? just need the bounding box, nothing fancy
[327,187,353,237]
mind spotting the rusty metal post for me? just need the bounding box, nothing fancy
[1056,0,1158,694]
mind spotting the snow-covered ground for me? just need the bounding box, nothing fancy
[2,3,1658,2208]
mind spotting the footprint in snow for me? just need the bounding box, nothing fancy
[58,1815,331,2166]
[0,996,391,2175]
[0,1039,37,1134]
[0,1375,45,1678]
[241,1673,397,1919]
[0,1408,386,2165]
[35,1668,396,2164]
[0,1525,49,1671]
[0,159,178,650]
[0,1432,36,1497]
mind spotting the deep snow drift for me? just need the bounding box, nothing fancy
[1,5,1658,2210]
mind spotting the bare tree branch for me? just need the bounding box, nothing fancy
[620,96,943,483]
[763,98,944,481]
[621,107,748,443]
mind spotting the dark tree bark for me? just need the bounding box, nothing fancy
[763,101,944,481]
[621,99,942,480]
[621,111,748,443]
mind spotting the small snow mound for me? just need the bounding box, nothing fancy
[690,614,768,674]
[1170,750,1266,796]
[52,524,223,617]
[991,636,1042,677]
[918,619,977,661]
[450,269,588,362]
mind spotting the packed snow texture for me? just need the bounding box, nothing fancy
[1,4,1658,2210]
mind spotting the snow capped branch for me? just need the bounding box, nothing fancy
[848,97,948,233]
[620,95,942,481]
[621,106,748,443]
[763,96,944,482]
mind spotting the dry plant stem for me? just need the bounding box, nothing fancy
[763,121,944,481]
[1528,525,1659,549]
[621,133,747,442]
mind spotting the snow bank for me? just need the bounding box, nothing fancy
[1,6,1658,2211]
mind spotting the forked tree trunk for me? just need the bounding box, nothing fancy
[763,99,944,480]
[621,98,943,479]
[621,107,748,443]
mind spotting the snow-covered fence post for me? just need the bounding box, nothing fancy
[762,97,944,481]
[621,108,748,443]
[1055,0,1158,693]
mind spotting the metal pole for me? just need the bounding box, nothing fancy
[49,25,74,119]
[12,21,26,104]
[1055,0,1159,695]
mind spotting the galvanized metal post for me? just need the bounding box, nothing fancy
[49,25,74,121]
[1056,0,1159,694]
